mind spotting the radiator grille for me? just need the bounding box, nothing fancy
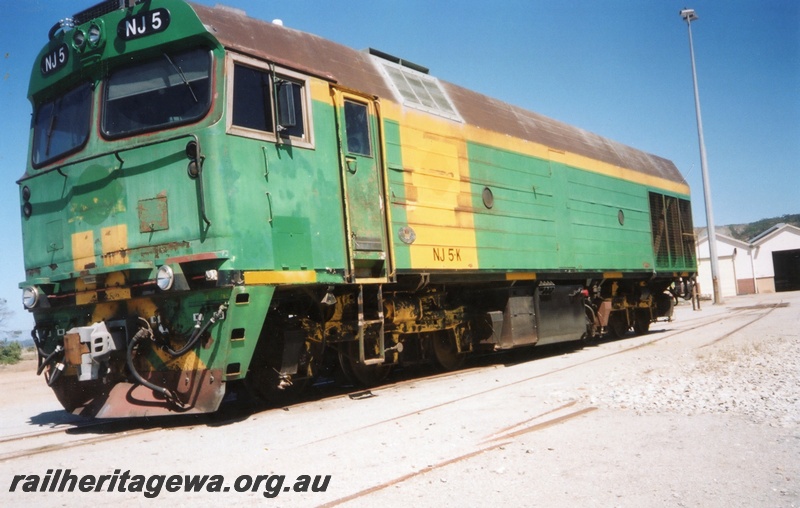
[649,192,696,270]
[73,0,130,25]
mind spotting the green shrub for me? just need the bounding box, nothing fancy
[0,340,22,365]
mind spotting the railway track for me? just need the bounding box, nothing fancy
[0,408,252,463]
[310,301,789,506]
[0,301,784,473]
[0,426,160,464]
[304,301,781,444]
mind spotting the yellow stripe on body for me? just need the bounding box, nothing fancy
[381,102,690,201]
[244,270,317,285]
[310,78,331,103]
[506,272,537,281]
[380,99,690,273]
[395,108,478,270]
[461,121,688,196]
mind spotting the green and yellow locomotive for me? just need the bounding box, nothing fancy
[20,0,696,417]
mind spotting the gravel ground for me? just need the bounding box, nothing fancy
[589,327,800,428]
[1,292,798,507]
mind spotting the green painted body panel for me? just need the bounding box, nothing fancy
[383,136,693,275]
[384,120,411,269]
[212,112,348,273]
[218,286,275,377]
[467,141,682,273]
[24,68,348,285]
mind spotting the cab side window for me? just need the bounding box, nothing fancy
[276,79,305,139]
[232,64,273,132]
[228,55,313,148]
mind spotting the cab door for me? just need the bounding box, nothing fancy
[333,88,390,282]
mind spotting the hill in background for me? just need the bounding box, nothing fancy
[697,214,800,242]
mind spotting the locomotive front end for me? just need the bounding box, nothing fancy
[19,0,254,417]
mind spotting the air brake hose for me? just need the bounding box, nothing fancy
[31,327,67,383]
[36,345,63,376]
[160,303,227,357]
[32,328,47,375]
[46,360,65,387]
[126,327,177,403]
[126,303,228,406]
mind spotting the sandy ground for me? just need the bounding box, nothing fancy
[0,291,798,507]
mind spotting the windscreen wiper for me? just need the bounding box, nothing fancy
[163,52,198,103]
[44,100,60,157]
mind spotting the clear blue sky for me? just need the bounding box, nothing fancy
[0,0,798,332]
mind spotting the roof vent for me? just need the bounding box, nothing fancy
[368,48,429,74]
[368,49,461,123]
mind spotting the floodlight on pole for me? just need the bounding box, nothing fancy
[680,8,723,305]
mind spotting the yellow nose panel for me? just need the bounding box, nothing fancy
[72,230,95,272]
[101,224,128,266]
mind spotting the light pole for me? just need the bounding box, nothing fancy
[680,8,722,305]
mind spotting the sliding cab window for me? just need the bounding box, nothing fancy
[102,48,212,138]
[228,55,313,148]
[32,82,92,167]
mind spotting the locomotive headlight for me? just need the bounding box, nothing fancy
[72,29,86,50]
[156,265,175,291]
[22,286,40,310]
[87,24,101,46]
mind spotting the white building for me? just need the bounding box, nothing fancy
[695,223,800,297]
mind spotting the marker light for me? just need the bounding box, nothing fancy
[156,265,174,291]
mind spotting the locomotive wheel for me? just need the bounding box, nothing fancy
[607,312,629,339]
[431,331,465,371]
[338,341,392,387]
[633,310,651,335]
[583,303,599,340]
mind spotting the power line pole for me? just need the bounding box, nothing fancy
[680,8,723,305]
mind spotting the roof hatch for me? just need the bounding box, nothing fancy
[368,48,462,123]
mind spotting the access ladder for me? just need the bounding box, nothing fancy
[357,284,386,365]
